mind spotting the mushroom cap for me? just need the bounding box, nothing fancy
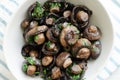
[60,25,80,48]
[76,47,91,60]
[56,52,70,67]
[71,5,92,29]
[72,38,91,56]
[24,25,48,45]
[46,26,60,42]
[91,40,102,59]
[84,25,102,41]
[42,42,60,55]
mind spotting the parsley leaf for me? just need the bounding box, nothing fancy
[26,57,35,65]
[50,3,61,8]
[32,1,44,18]
[45,41,51,48]
[22,63,28,72]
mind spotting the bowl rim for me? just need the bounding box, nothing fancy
[3,0,115,80]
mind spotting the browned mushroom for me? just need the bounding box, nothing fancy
[29,50,38,58]
[84,25,102,41]
[63,10,71,18]
[22,57,42,76]
[46,26,60,42]
[45,13,59,25]
[63,58,72,68]
[56,52,71,67]
[66,61,87,80]
[24,25,48,44]
[51,66,62,79]
[71,64,82,74]
[29,21,38,29]
[72,38,91,55]
[21,44,40,58]
[91,40,102,59]
[34,33,45,45]
[71,5,92,29]
[21,19,29,30]
[76,47,91,60]
[76,11,88,22]
[42,56,53,66]
[60,24,80,48]
[42,41,60,55]
[27,65,36,76]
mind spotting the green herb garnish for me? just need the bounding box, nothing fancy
[50,3,61,8]
[32,1,44,18]
[58,24,62,30]
[43,69,47,74]
[67,23,72,26]
[28,36,34,43]
[34,35,39,41]
[82,39,87,46]
[66,64,82,80]
[45,41,51,48]
[35,72,40,75]
[26,57,35,65]
[22,63,28,72]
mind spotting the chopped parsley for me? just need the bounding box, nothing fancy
[35,72,40,75]
[43,69,47,74]
[28,36,34,43]
[26,57,35,65]
[22,63,28,72]
[66,65,82,80]
[45,41,51,48]
[50,3,61,8]
[34,35,39,41]
[32,1,44,18]
[58,24,62,30]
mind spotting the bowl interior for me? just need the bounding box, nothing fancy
[3,0,114,80]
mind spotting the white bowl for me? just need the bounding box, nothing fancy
[3,0,114,80]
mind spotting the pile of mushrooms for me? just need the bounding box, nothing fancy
[21,0,102,80]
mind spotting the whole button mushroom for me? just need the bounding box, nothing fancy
[60,24,80,48]
[21,44,39,58]
[45,13,59,25]
[29,50,38,58]
[27,65,36,76]
[76,48,91,60]
[42,56,53,66]
[21,19,29,30]
[63,58,72,68]
[42,41,60,55]
[63,10,71,18]
[76,11,88,22]
[91,40,102,59]
[84,25,102,41]
[51,66,62,79]
[34,33,45,45]
[46,26,60,42]
[24,25,48,45]
[71,5,92,29]
[72,38,91,55]
[71,64,82,74]
[56,52,70,67]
